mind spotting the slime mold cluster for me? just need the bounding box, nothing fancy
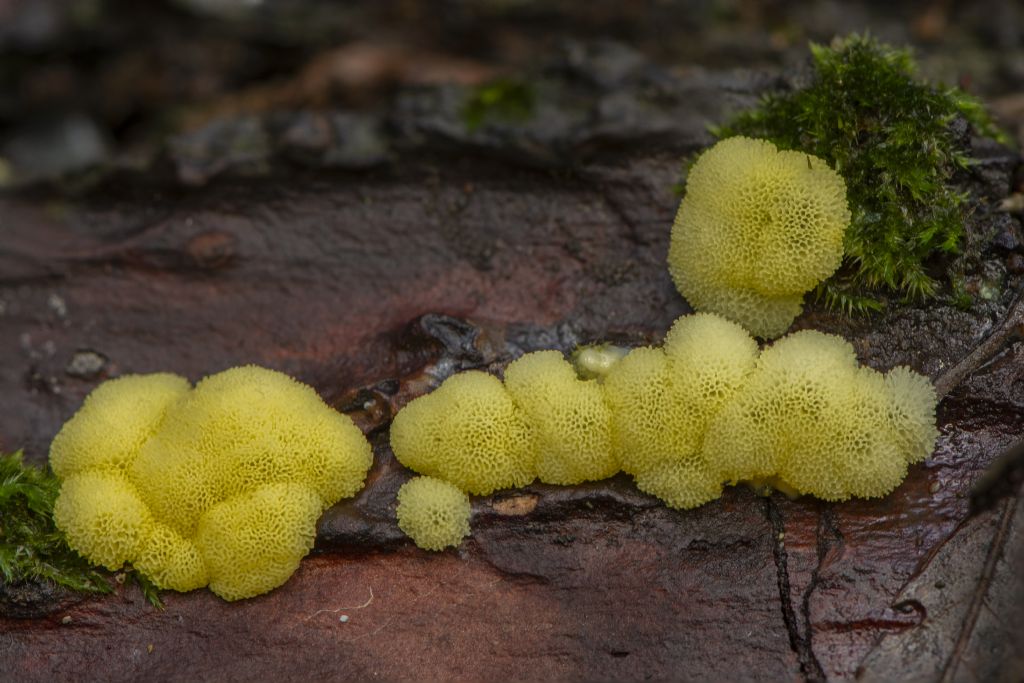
[390,313,939,549]
[49,367,372,601]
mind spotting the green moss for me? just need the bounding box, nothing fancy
[714,34,1007,313]
[0,451,162,608]
[462,78,535,132]
[0,450,111,593]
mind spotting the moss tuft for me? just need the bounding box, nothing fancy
[715,33,1007,311]
[462,78,535,132]
[0,451,112,597]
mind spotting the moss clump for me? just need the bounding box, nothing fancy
[462,78,535,132]
[0,451,112,597]
[716,34,1006,313]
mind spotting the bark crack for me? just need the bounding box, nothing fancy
[766,498,827,682]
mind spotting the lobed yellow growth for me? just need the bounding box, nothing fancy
[131,366,371,536]
[135,523,208,592]
[50,366,373,600]
[53,470,153,570]
[703,331,939,501]
[389,313,939,524]
[390,371,535,496]
[49,373,190,478]
[504,351,617,485]
[195,483,323,601]
[668,136,850,338]
[632,459,723,511]
[604,347,693,473]
[885,366,942,463]
[603,313,758,509]
[396,476,471,551]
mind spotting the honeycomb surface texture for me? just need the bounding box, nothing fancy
[389,314,938,520]
[390,371,536,495]
[668,136,850,338]
[504,350,617,485]
[603,314,758,508]
[50,367,373,600]
[396,476,472,551]
[702,330,939,500]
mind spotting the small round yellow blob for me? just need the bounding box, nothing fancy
[396,476,471,551]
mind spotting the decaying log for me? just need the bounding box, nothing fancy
[1,47,1022,681]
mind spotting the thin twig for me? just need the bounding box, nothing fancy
[934,287,1024,400]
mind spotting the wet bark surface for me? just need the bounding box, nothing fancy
[2,35,1023,683]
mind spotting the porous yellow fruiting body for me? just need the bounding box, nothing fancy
[131,442,221,538]
[130,366,372,536]
[53,470,154,571]
[50,366,373,601]
[885,366,940,463]
[396,476,471,551]
[603,347,683,475]
[49,373,190,478]
[503,351,617,485]
[139,366,372,508]
[662,312,759,417]
[669,136,850,338]
[633,460,723,511]
[390,371,535,495]
[602,314,758,509]
[703,330,938,501]
[196,483,323,602]
[388,312,938,515]
[704,329,859,486]
[135,523,208,592]
[831,370,908,500]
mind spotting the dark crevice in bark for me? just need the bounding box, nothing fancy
[766,497,828,682]
[799,505,844,678]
